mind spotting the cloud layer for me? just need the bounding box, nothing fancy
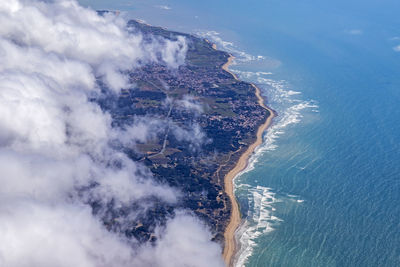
[0,1,223,266]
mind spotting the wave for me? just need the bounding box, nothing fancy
[197,30,315,266]
[231,70,316,265]
[195,31,266,64]
[234,73,319,177]
[234,184,279,267]
[230,69,274,78]
[234,185,304,267]
[230,69,315,266]
[231,64,316,267]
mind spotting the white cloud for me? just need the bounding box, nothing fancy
[176,95,204,113]
[393,45,400,52]
[134,212,224,267]
[345,29,363,35]
[155,5,172,10]
[0,1,222,266]
[0,0,186,91]
[0,200,136,267]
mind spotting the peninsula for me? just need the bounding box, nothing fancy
[96,16,274,266]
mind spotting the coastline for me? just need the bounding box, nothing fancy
[221,55,276,266]
[221,56,239,80]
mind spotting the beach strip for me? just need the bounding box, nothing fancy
[221,55,275,266]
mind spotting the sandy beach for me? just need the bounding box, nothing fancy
[221,55,275,266]
[222,56,239,80]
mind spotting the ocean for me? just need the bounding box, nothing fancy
[80,1,400,266]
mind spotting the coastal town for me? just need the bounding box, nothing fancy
[97,20,270,248]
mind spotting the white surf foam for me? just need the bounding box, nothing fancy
[234,185,304,267]
[195,31,265,64]
[231,71,315,266]
[237,74,319,176]
[232,72,316,266]
[230,69,273,78]
[195,31,315,266]
[234,185,279,267]
[234,70,318,267]
[234,185,303,267]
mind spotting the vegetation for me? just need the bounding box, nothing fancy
[97,20,270,245]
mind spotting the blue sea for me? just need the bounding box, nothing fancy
[80,1,400,266]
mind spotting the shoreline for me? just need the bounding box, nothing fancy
[221,55,275,266]
[221,55,239,80]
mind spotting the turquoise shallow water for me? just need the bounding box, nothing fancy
[81,1,400,266]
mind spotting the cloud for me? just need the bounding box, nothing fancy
[0,1,223,266]
[176,95,204,114]
[155,5,172,10]
[345,29,363,35]
[393,45,400,52]
[161,36,188,68]
[0,0,186,91]
[134,212,224,267]
[171,123,209,151]
[141,35,188,68]
[0,200,136,267]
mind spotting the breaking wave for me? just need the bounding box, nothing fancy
[195,32,317,266]
[235,72,319,176]
[232,71,317,266]
[234,184,281,267]
[197,30,316,266]
[233,184,304,267]
[195,31,266,63]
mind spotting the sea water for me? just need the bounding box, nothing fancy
[80,1,400,266]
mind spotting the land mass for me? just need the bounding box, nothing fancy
[222,81,276,266]
[95,13,274,265]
